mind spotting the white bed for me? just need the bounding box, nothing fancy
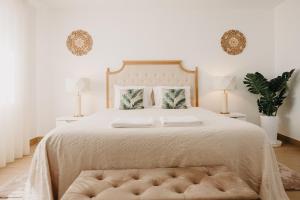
[24,61,288,200]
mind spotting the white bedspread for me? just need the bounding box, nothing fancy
[24,108,288,200]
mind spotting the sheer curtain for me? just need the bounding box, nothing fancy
[0,0,35,167]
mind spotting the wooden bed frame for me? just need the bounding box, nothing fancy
[106,60,199,108]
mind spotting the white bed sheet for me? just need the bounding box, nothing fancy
[24,108,288,200]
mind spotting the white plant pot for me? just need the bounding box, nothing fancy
[260,116,282,147]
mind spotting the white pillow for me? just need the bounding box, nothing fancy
[153,86,192,108]
[114,86,153,109]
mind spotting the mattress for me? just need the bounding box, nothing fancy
[24,108,288,200]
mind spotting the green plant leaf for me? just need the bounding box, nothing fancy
[243,72,269,95]
[244,69,295,116]
[269,69,295,93]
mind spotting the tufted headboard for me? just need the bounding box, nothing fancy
[106,60,199,108]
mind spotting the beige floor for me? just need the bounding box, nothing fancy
[0,155,32,186]
[0,143,299,199]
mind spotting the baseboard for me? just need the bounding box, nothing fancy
[30,136,43,146]
[278,133,300,147]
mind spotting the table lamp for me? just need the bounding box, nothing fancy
[65,78,88,117]
[213,76,236,114]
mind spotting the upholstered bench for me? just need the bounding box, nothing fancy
[61,166,258,200]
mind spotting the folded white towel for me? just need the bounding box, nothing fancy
[160,116,202,127]
[111,117,155,128]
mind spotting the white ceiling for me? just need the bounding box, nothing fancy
[30,0,285,9]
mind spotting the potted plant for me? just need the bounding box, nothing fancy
[243,69,295,146]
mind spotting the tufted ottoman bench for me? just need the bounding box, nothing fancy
[61,166,259,200]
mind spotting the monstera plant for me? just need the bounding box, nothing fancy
[243,69,295,146]
[243,69,295,116]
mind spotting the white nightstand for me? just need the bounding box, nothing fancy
[56,116,85,128]
[221,112,247,121]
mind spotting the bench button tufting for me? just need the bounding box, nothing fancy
[152,180,160,186]
[62,167,258,200]
[175,188,184,194]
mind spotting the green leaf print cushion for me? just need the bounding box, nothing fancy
[162,89,187,109]
[119,89,144,110]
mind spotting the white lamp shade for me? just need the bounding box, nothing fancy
[213,76,236,90]
[65,78,88,94]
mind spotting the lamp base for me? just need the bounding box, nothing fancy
[73,114,84,118]
[221,90,230,115]
[220,112,230,114]
[74,94,83,118]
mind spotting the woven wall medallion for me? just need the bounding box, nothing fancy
[66,30,93,56]
[221,30,246,55]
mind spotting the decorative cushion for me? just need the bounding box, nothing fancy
[114,86,152,109]
[62,166,259,200]
[162,89,187,109]
[119,89,144,110]
[153,86,192,108]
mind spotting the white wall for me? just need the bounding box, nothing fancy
[34,0,276,136]
[275,0,300,141]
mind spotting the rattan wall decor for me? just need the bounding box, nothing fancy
[66,30,93,56]
[221,30,246,55]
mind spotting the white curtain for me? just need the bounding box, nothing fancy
[0,0,35,167]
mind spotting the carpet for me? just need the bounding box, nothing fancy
[279,163,300,191]
[0,174,27,199]
[0,164,299,199]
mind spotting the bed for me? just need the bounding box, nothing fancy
[24,60,288,200]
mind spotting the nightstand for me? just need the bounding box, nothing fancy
[221,112,247,121]
[56,116,85,128]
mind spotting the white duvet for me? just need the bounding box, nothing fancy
[24,108,288,200]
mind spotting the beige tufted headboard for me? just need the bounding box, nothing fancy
[106,60,199,108]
